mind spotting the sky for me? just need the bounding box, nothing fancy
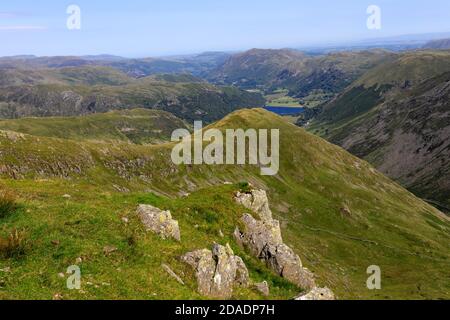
[1,0,450,57]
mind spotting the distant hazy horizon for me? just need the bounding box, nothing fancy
[1,0,450,57]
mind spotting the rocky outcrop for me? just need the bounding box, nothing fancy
[233,213,283,257]
[181,243,249,299]
[137,204,180,241]
[235,189,273,221]
[234,255,250,287]
[294,287,335,300]
[234,189,317,291]
[263,243,316,290]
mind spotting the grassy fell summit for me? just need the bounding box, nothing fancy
[0,109,189,145]
[0,108,449,300]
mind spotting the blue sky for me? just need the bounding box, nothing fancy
[1,0,450,57]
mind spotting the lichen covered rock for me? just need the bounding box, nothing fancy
[234,213,283,256]
[234,256,250,287]
[262,243,316,290]
[235,189,273,221]
[234,189,316,291]
[137,204,180,241]
[181,243,249,299]
[254,281,270,296]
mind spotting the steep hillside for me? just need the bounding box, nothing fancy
[423,39,450,50]
[0,109,188,144]
[352,50,450,88]
[314,51,450,125]
[207,49,394,101]
[0,67,265,122]
[276,50,396,98]
[207,49,308,89]
[310,51,450,211]
[0,108,448,300]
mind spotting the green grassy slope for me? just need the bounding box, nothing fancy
[0,108,449,300]
[353,50,450,88]
[0,109,188,144]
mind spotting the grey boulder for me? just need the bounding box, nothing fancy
[137,204,181,241]
[181,243,249,299]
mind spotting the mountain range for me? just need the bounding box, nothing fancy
[0,66,263,122]
[1,41,450,300]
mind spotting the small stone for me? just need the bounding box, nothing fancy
[62,194,71,199]
[103,245,118,255]
[295,287,335,300]
[121,217,129,224]
[53,293,63,300]
[51,240,60,246]
[75,257,83,264]
[58,273,65,278]
[218,229,224,238]
[254,281,270,296]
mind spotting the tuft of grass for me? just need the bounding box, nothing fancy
[0,229,28,259]
[0,189,18,219]
[237,181,251,193]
